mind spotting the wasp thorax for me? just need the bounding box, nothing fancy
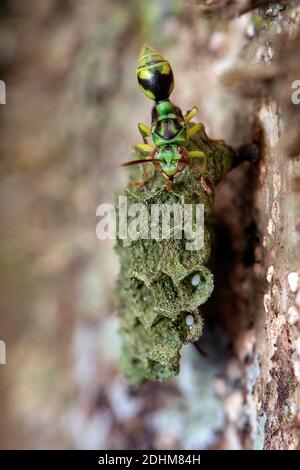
[137,44,174,102]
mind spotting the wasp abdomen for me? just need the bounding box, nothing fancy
[137,44,174,102]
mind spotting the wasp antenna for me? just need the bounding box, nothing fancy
[121,159,152,167]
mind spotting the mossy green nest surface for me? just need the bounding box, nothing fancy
[116,126,235,386]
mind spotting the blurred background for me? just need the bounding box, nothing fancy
[0,0,287,450]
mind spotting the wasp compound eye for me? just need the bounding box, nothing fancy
[137,44,174,102]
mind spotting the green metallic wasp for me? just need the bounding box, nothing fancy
[121,44,214,192]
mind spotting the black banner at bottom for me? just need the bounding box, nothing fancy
[0,450,299,466]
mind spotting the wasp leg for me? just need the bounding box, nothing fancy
[133,177,147,189]
[166,179,173,191]
[187,123,203,139]
[138,123,151,144]
[136,143,155,154]
[123,152,153,188]
[187,150,213,195]
[132,160,153,188]
[184,106,198,123]
[200,175,213,195]
[187,150,205,159]
[135,144,155,159]
[141,163,150,181]
[208,137,225,145]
